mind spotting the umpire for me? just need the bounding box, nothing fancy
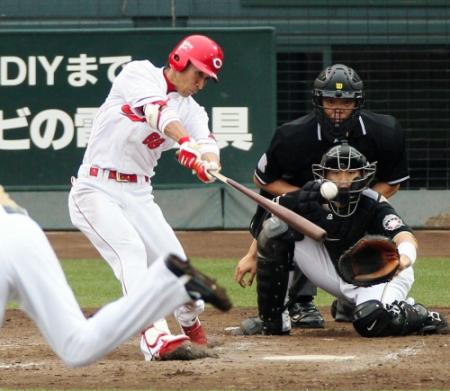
[235,63,409,332]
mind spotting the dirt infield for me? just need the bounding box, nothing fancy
[1,308,449,390]
[0,230,448,390]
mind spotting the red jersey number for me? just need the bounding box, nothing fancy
[143,132,165,149]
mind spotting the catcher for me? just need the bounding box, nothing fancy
[252,143,448,337]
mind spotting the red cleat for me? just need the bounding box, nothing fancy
[182,319,208,346]
[156,335,192,360]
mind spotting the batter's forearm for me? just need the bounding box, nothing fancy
[163,120,190,142]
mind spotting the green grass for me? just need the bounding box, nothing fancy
[57,257,450,309]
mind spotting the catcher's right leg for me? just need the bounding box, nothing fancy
[353,300,449,337]
[255,218,293,335]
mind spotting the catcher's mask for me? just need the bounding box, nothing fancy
[312,64,364,142]
[312,144,376,217]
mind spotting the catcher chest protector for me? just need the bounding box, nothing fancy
[353,300,429,337]
[256,218,293,335]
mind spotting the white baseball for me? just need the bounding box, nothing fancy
[320,181,338,200]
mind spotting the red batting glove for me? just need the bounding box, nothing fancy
[192,160,220,183]
[177,136,202,170]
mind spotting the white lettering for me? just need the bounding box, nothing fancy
[1,56,27,86]
[0,108,31,150]
[212,107,252,151]
[38,56,64,86]
[30,109,74,150]
[28,56,36,86]
[99,56,132,82]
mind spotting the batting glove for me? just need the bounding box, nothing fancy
[193,160,220,183]
[177,136,202,170]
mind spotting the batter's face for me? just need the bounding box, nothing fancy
[322,98,356,124]
[325,169,362,189]
[172,64,210,97]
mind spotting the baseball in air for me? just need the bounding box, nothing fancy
[320,181,338,200]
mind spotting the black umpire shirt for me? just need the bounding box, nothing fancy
[254,110,409,189]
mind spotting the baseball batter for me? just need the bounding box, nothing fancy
[0,186,231,367]
[255,144,448,337]
[68,34,224,360]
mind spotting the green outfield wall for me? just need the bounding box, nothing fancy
[0,28,275,189]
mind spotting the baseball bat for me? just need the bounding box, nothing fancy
[209,171,326,241]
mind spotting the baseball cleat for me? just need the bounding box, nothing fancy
[289,301,325,328]
[330,299,355,323]
[141,333,190,361]
[155,335,192,361]
[419,309,449,335]
[182,319,208,345]
[165,254,232,312]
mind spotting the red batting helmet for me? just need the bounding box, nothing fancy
[168,35,224,81]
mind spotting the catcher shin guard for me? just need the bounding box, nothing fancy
[353,300,448,337]
[386,301,449,335]
[256,220,293,335]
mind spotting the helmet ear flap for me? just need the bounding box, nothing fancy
[169,52,189,72]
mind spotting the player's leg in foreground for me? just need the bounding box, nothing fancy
[0,211,231,367]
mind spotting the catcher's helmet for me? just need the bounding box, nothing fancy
[312,64,364,142]
[312,143,376,217]
[168,35,224,81]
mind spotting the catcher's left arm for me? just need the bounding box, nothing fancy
[393,231,418,274]
[337,231,418,287]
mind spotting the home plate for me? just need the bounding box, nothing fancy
[263,355,355,362]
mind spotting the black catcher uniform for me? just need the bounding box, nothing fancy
[255,144,448,337]
[250,64,409,328]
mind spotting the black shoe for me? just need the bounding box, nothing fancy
[417,307,449,335]
[289,301,325,328]
[330,299,355,323]
[165,254,232,312]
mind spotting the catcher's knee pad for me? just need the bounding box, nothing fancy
[256,220,293,334]
[353,300,392,337]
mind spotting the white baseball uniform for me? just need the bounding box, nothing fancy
[293,236,414,307]
[68,60,219,359]
[0,206,191,367]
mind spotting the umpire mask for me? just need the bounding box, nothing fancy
[312,143,376,217]
[312,64,364,142]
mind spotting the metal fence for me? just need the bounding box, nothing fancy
[277,46,450,190]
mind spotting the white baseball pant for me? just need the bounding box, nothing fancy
[0,210,191,367]
[293,236,415,306]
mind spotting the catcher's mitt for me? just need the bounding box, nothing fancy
[337,235,400,287]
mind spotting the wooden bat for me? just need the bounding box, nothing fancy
[209,171,326,241]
